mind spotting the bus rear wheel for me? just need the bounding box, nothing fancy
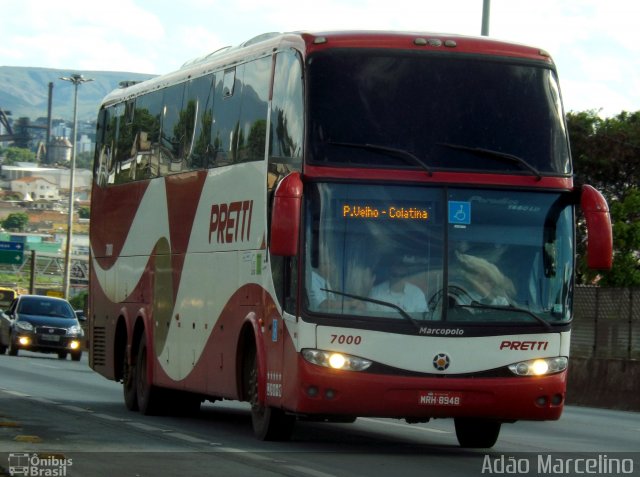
[247,350,295,441]
[454,418,501,448]
[135,334,167,415]
[123,345,138,411]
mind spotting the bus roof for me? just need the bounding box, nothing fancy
[100,30,554,107]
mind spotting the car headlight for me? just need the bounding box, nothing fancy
[15,321,34,332]
[67,324,84,336]
[508,357,568,376]
[302,349,372,372]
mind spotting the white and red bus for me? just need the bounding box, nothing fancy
[89,31,612,447]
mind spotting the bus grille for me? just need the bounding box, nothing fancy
[92,326,106,366]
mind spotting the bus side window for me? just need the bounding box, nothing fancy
[133,90,162,180]
[186,74,215,170]
[236,56,270,163]
[267,50,304,216]
[210,66,243,167]
[161,83,186,174]
[270,50,304,162]
[111,103,130,184]
[94,108,111,187]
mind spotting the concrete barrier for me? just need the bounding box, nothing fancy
[566,357,640,411]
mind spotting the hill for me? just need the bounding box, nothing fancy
[0,66,155,123]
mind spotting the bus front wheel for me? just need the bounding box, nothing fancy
[454,418,501,448]
[247,349,295,441]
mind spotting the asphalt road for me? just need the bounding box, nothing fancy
[0,351,638,477]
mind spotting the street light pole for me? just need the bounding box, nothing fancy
[60,73,93,300]
[481,0,491,36]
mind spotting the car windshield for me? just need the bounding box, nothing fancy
[18,298,75,319]
[307,50,570,175]
[303,183,574,327]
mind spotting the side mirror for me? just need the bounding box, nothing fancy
[580,185,613,270]
[270,172,303,256]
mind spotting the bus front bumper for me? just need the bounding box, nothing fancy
[287,357,566,422]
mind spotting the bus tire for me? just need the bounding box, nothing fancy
[247,349,295,441]
[123,345,139,411]
[454,418,501,448]
[135,334,166,415]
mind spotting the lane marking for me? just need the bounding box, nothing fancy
[126,422,170,433]
[0,420,20,428]
[166,432,211,444]
[93,413,131,422]
[359,417,451,434]
[1,390,30,398]
[59,405,93,413]
[286,465,338,477]
[29,397,59,405]
[15,435,43,443]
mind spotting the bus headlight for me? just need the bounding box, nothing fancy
[302,349,372,372]
[508,357,568,376]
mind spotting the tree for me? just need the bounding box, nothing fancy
[2,146,36,165]
[567,110,640,286]
[1,212,29,232]
[77,206,90,219]
[569,110,640,202]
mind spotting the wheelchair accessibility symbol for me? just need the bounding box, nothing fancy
[448,201,471,225]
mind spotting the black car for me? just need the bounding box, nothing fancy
[0,295,85,361]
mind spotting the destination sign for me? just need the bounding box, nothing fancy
[342,204,429,220]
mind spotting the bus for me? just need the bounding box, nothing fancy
[89,31,613,447]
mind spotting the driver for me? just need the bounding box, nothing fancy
[368,256,428,313]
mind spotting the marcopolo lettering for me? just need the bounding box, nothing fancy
[209,200,253,244]
[419,327,464,336]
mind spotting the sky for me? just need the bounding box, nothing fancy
[1,0,638,118]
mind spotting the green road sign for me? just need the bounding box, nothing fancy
[0,241,25,264]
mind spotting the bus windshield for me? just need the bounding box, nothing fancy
[303,183,574,327]
[308,50,570,175]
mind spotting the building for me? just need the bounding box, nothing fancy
[11,176,59,201]
[1,164,92,190]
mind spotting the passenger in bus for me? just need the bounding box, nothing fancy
[308,251,375,312]
[450,244,515,306]
[308,267,333,310]
[367,257,428,313]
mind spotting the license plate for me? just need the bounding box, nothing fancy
[419,391,462,406]
[40,334,60,342]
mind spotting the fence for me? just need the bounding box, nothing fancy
[572,286,640,360]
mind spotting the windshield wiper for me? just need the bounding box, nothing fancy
[455,301,552,330]
[322,288,423,331]
[328,141,433,176]
[437,142,542,181]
